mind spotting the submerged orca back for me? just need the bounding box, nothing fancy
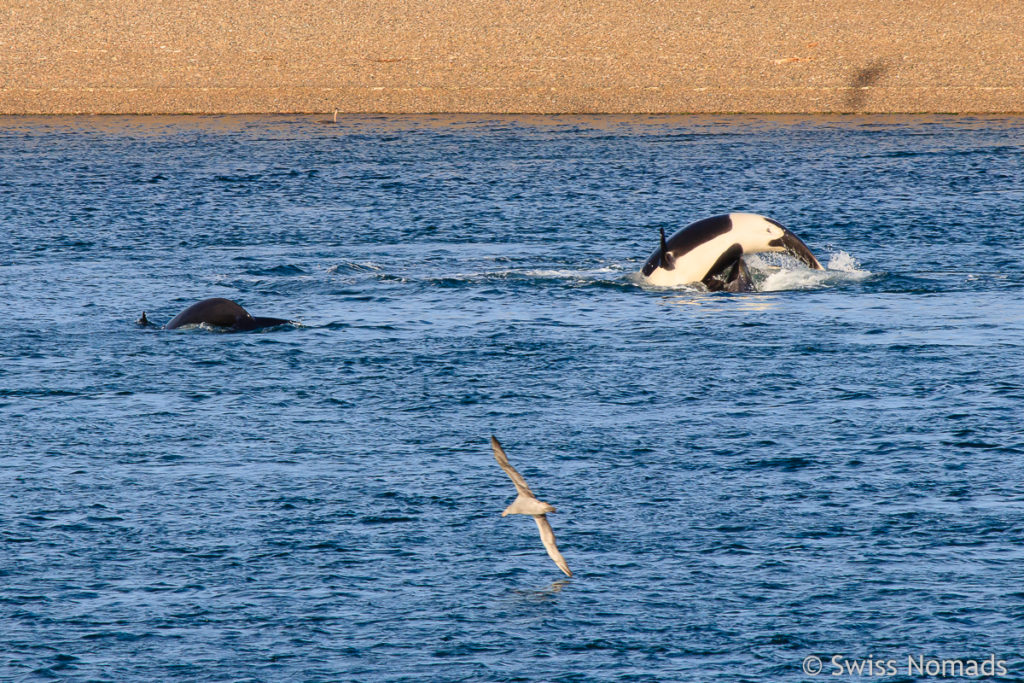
[165,298,288,331]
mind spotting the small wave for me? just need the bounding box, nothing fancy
[0,388,80,398]
[327,261,384,274]
[212,173,262,182]
[745,456,818,471]
[327,261,408,282]
[243,264,307,276]
[520,266,621,279]
[360,515,416,524]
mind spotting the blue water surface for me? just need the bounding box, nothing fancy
[1,115,1023,682]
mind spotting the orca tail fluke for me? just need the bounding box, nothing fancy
[772,229,824,270]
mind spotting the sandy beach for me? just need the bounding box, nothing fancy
[2,0,1022,114]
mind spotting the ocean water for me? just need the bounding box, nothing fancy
[1,115,1023,682]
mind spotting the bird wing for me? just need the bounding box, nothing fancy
[491,436,536,498]
[533,515,572,577]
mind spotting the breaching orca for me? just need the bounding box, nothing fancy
[641,213,823,291]
[157,298,292,331]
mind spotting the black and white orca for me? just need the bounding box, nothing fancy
[641,213,823,291]
[151,298,293,331]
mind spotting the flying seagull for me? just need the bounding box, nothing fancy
[491,436,572,577]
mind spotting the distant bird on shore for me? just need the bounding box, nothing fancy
[491,436,572,577]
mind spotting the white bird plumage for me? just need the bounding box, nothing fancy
[491,436,572,577]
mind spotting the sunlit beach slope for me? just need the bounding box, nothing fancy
[2,0,1022,114]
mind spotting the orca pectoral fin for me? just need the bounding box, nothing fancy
[643,227,676,277]
[658,227,675,270]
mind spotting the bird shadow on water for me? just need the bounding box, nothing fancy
[511,580,572,602]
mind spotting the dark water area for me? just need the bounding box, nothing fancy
[1,115,1023,681]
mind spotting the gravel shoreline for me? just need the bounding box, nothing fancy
[3,1,1022,114]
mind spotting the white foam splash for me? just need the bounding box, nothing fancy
[826,250,869,275]
[751,251,871,291]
